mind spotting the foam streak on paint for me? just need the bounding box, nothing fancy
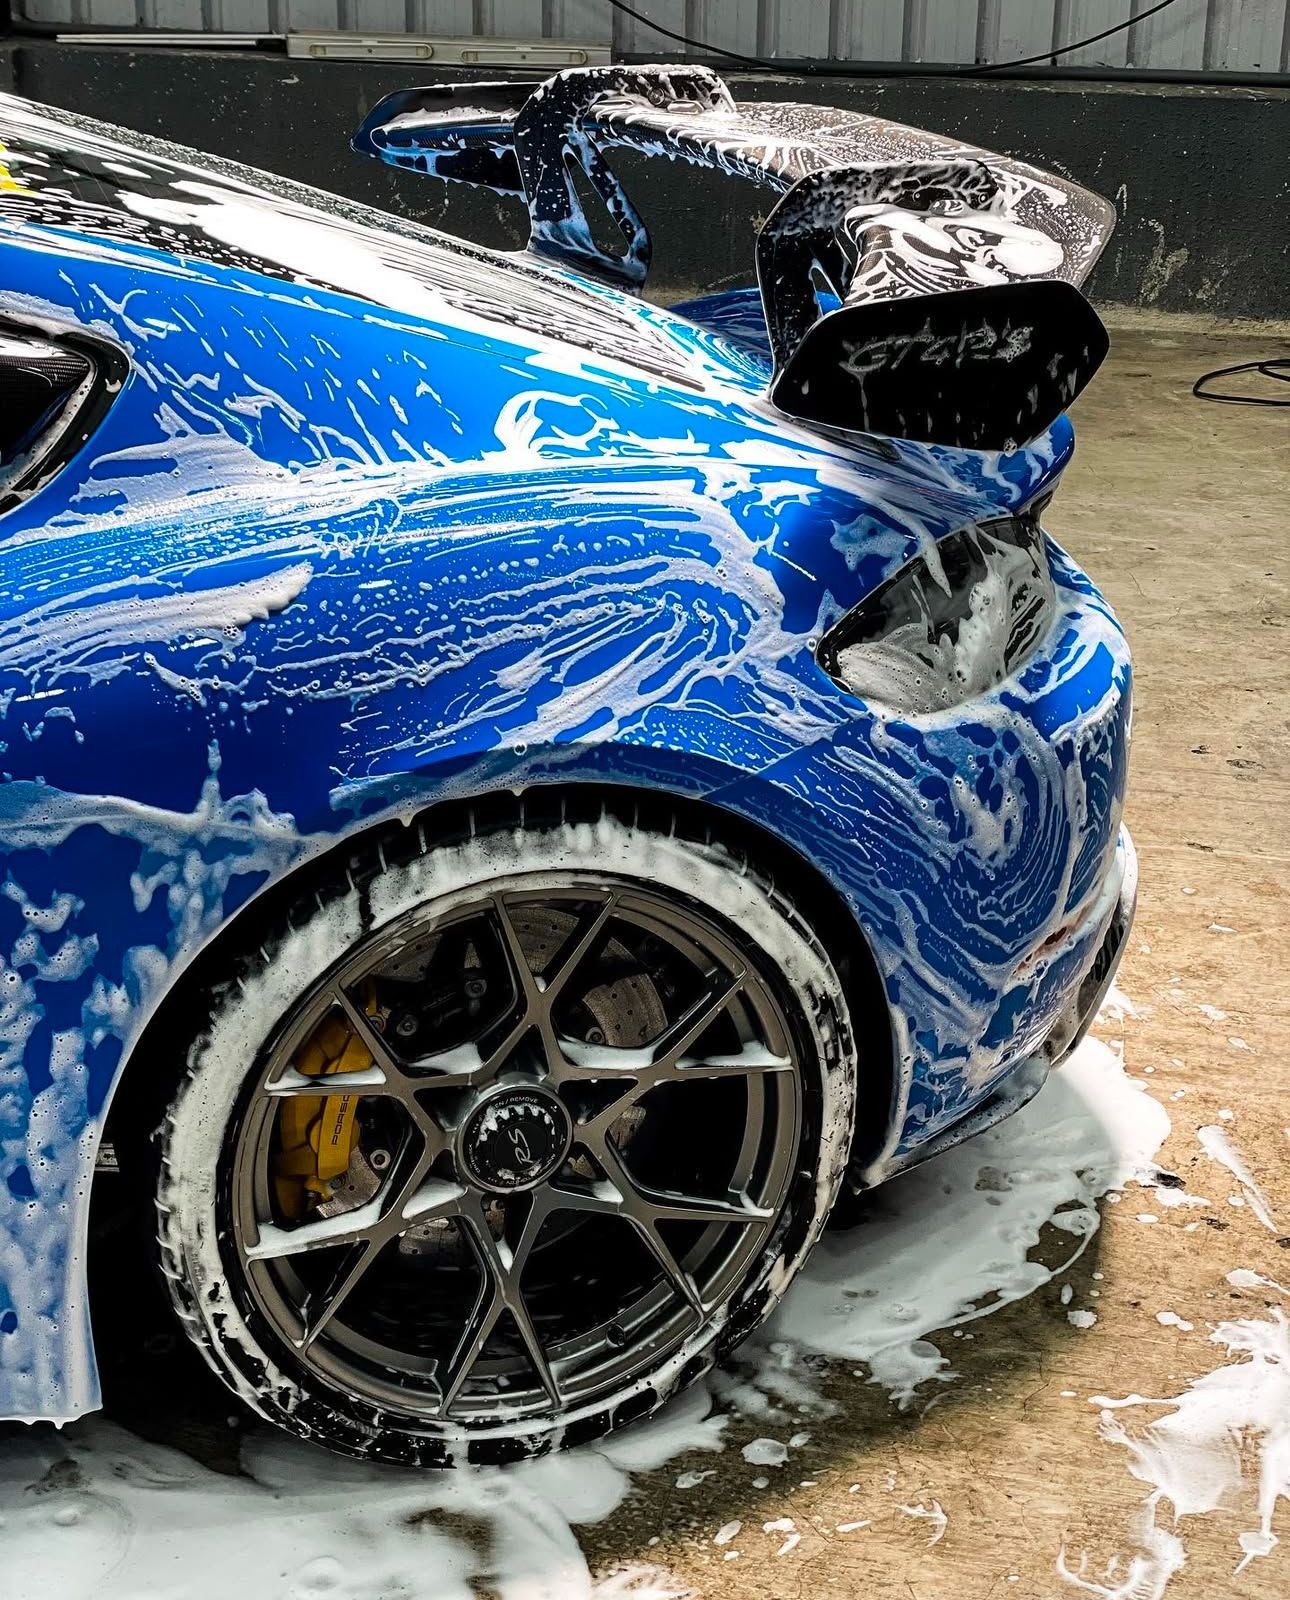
[0,752,302,1419]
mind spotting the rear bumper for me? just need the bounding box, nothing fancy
[1044,828,1137,1068]
[876,827,1136,1182]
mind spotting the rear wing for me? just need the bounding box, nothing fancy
[353,66,1114,451]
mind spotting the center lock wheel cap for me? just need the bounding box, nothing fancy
[458,1086,573,1193]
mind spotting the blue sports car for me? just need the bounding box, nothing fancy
[0,65,1132,1465]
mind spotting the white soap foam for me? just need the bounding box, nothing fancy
[740,1438,788,1467]
[1229,1267,1289,1297]
[1197,1125,1278,1234]
[900,1499,949,1544]
[1058,1297,1290,1596]
[765,1035,1169,1400]
[0,1386,723,1600]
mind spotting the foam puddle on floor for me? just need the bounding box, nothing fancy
[0,1388,726,1600]
[1057,1301,1290,1599]
[0,1015,1284,1598]
[761,1030,1171,1399]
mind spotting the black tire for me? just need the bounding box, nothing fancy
[154,798,856,1465]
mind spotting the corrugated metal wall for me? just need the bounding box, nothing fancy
[16,0,1290,74]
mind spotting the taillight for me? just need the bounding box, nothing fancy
[816,514,1055,715]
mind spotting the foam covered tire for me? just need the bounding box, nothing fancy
[156,801,856,1465]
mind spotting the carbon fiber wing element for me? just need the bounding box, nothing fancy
[353,65,1116,449]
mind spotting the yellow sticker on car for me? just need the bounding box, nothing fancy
[0,143,30,192]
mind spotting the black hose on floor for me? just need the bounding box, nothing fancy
[1192,359,1290,408]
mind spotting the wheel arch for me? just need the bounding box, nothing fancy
[100,782,896,1189]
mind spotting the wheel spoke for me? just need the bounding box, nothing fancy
[443,1192,559,1412]
[568,1141,703,1312]
[438,1275,504,1413]
[559,1133,775,1316]
[328,987,491,1151]
[550,969,748,1090]
[577,1133,773,1228]
[268,995,489,1098]
[643,1191,775,1225]
[248,1165,463,1262]
[263,1062,390,1098]
[558,1036,790,1093]
[673,1042,793,1079]
[491,891,615,1008]
[295,1236,379,1352]
[491,893,545,1009]
[473,897,561,1088]
[488,892,619,1087]
[251,1165,463,1352]
[246,1147,459,1253]
[246,1193,388,1261]
[550,1039,653,1085]
[476,1010,539,1080]
[539,893,618,1004]
[331,985,410,1085]
[402,1176,468,1221]
[409,1041,495,1079]
[549,1175,771,1228]
[649,971,747,1073]
[636,1222,703,1313]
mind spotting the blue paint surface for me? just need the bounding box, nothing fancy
[0,99,1130,1420]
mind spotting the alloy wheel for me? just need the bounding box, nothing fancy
[229,877,805,1425]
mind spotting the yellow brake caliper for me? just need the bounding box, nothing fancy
[272,995,379,1218]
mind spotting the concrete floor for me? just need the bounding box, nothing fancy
[576,324,1290,1598]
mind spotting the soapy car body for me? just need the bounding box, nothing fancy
[0,74,1131,1455]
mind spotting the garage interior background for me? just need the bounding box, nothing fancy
[0,1,1286,320]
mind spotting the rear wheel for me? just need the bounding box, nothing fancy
[156,804,856,1464]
